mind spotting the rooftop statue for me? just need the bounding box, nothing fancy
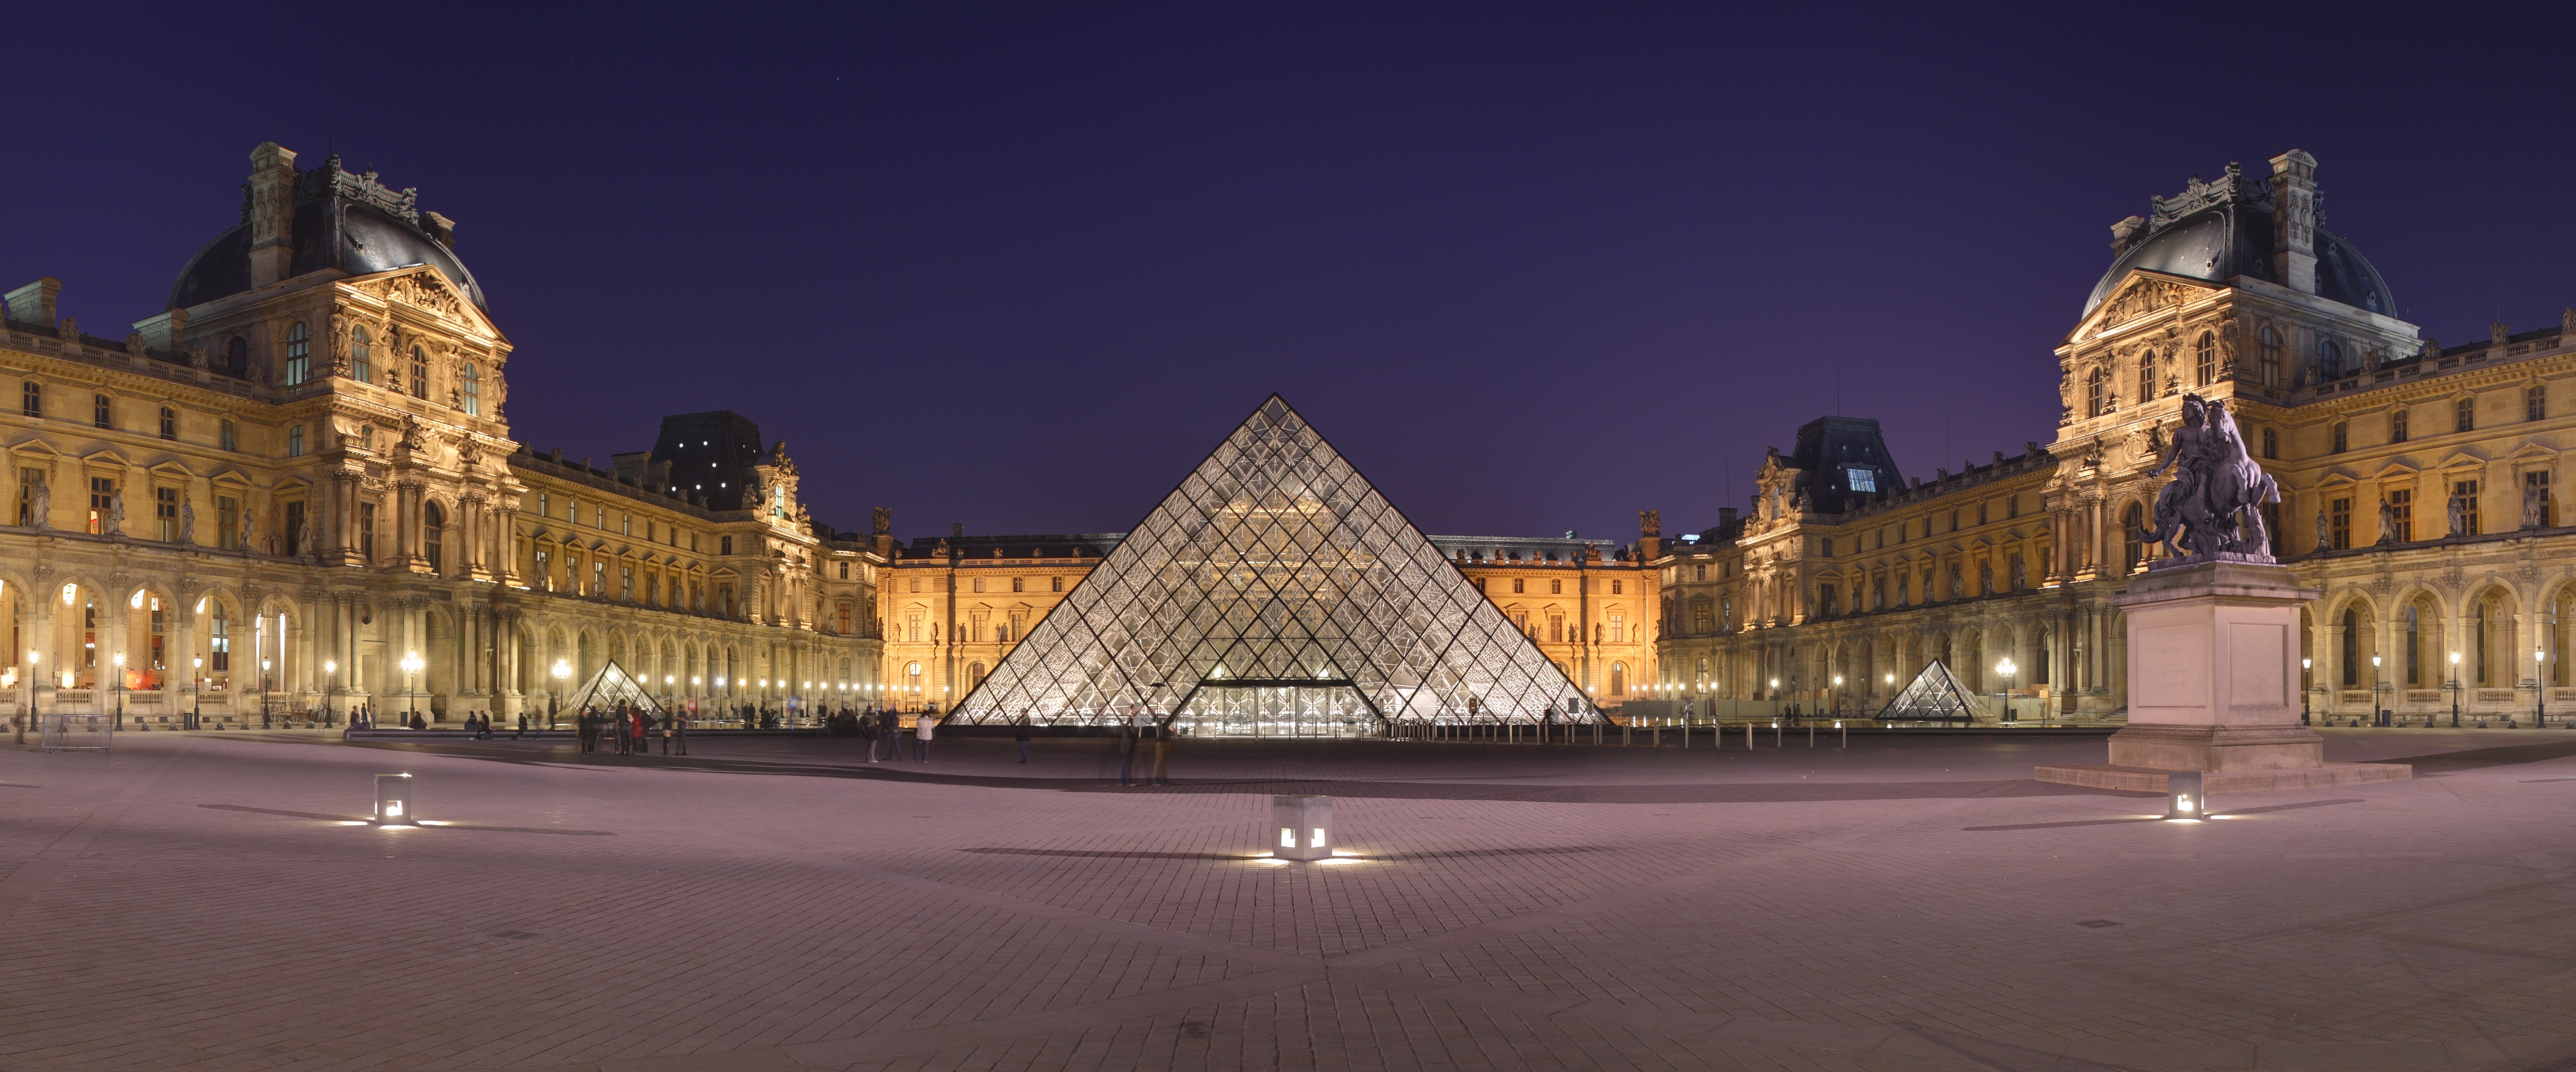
[2133,394,2280,565]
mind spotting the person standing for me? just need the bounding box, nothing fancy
[673,709,689,756]
[1119,706,1142,786]
[634,709,650,755]
[1151,719,1173,786]
[1015,711,1032,763]
[914,706,936,761]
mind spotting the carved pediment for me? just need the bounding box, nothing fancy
[385,272,466,321]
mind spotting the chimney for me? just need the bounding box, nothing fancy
[130,306,187,353]
[2267,149,2320,295]
[422,211,456,248]
[1718,506,1739,530]
[951,522,964,538]
[2490,322,2511,344]
[247,143,299,288]
[872,506,892,559]
[4,277,60,325]
[1637,508,1661,560]
[2108,214,2147,255]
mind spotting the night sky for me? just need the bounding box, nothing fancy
[5,7,2571,546]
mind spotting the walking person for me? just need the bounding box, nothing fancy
[660,710,674,755]
[1016,711,1032,763]
[633,709,650,755]
[1151,719,1173,786]
[913,706,935,761]
[672,709,689,756]
[1119,706,1143,786]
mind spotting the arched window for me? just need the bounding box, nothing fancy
[2195,331,2216,386]
[2320,340,2344,381]
[1609,662,1627,697]
[2121,502,2144,570]
[210,604,231,674]
[2404,599,2422,685]
[2258,327,2282,387]
[2086,367,2107,417]
[225,337,249,379]
[350,324,372,384]
[423,501,445,573]
[283,322,310,387]
[2138,350,2158,404]
[461,363,481,416]
[410,346,428,399]
[2341,607,2360,686]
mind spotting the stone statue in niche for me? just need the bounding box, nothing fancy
[29,477,48,529]
[2524,481,2545,529]
[1979,562,1995,594]
[2377,498,2398,545]
[297,512,317,559]
[179,497,194,544]
[2448,493,2467,538]
[2010,556,2027,591]
[2132,394,2279,564]
[2314,507,2329,551]
[106,491,124,535]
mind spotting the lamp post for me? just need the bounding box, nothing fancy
[261,657,273,729]
[550,659,570,729]
[2536,646,2549,728]
[189,655,199,729]
[2300,657,2313,726]
[18,651,36,743]
[1995,658,2017,723]
[111,652,126,731]
[2448,651,2462,727]
[1830,675,1843,720]
[400,651,423,726]
[2371,654,2386,727]
[323,660,338,727]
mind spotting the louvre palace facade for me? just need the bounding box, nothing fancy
[0,143,882,726]
[1654,149,2575,725]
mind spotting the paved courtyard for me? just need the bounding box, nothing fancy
[3,727,2573,1071]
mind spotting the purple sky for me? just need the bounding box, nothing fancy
[5,7,2571,545]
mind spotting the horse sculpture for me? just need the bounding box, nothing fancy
[2135,395,2279,562]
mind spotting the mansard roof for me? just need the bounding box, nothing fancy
[169,154,486,313]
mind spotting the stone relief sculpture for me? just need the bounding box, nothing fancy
[2133,394,2279,563]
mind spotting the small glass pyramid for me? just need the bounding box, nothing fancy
[950,395,1593,735]
[1874,660,1982,723]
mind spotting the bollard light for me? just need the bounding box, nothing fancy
[2166,770,2204,821]
[1271,794,1332,861]
[375,773,416,826]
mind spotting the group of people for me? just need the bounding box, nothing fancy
[576,703,688,756]
[865,706,936,762]
[343,704,429,731]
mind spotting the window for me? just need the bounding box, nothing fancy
[720,535,733,555]
[219,419,236,452]
[1512,578,1524,594]
[1610,579,1622,594]
[1819,586,1838,616]
[422,501,445,572]
[2530,384,2548,422]
[2456,396,2475,433]
[287,425,304,457]
[461,362,480,416]
[2086,367,2107,417]
[2405,601,2421,685]
[358,502,376,562]
[2138,350,2158,404]
[2527,471,2554,528]
[224,337,248,379]
[971,577,986,594]
[621,566,635,602]
[1547,614,1564,642]
[158,407,176,440]
[2195,331,2216,386]
[2329,497,2352,549]
[2341,608,2360,687]
[2331,421,2348,454]
[2262,427,2278,459]
[535,549,551,591]
[647,575,661,606]
[284,322,310,387]
[1693,564,1707,581]
[839,562,850,580]
[21,380,37,417]
[2320,340,2345,380]
[593,561,607,596]
[2454,480,2480,536]
[1608,611,1625,642]
[156,486,178,542]
[1052,576,1064,592]
[217,496,240,550]
[1820,538,1835,557]
[620,513,631,536]
[1010,575,1023,593]
[92,393,110,429]
[350,325,371,384]
[1549,578,1562,594]
[209,607,229,673]
[2391,408,2409,444]
[837,604,853,634]
[410,346,428,399]
[87,476,113,534]
[2386,489,2411,543]
[2258,327,2282,386]
[1610,662,1627,697]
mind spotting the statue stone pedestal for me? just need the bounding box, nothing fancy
[2037,560,2412,794]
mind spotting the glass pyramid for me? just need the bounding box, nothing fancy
[951,395,1594,735]
[1874,660,1982,723]
[560,660,666,718]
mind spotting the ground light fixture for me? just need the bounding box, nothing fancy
[1271,794,1331,861]
[2165,770,2204,821]
[375,774,416,826]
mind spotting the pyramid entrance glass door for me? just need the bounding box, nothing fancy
[949,395,1592,735]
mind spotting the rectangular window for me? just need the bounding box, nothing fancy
[287,425,304,457]
[92,393,110,429]
[2331,422,2348,453]
[905,612,923,642]
[156,486,179,541]
[1052,576,1064,592]
[2386,489,2411,543]
[1608,612,1625,643]
[1549,578,1562,594]
[2455,480,2480,536]
[839,561,850,580]
[593,561,607,596]
[837,604,853,634]
[285,326,310,388]
[218,496,240,550]
[2391,408,2409,443]
[721,535,733,555]
[158,407,176,440]
[1611,579,1622,594]
[535,549,551,591]
[2262,427,2278,459]
[621,567,635,602]
[2528,471,2554,528]
[1845,466,1875,492]
[621,513,631,536]
[2530,384,2548,422]
[538,492,548,518]
[2329,497,2351,550]
[971,577,986,593]
[1512,578,1525,594]
[1010,575,1024,593]
[359,502,377,562]
[462,363,480,416]
[412,352,428,399]
[219,419,236,452]
[1548,614,1564,642]
[1820,538,1834,557]
[21,380,38,417]
[596,507,606,529]
[720,584,736,618]
[87,476,113,534]
[2457,397,2476,433]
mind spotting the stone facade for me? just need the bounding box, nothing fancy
[0,142,880,726]
[1654,149,2576,726]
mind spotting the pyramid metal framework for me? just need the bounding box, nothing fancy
[951,395,1594,734]
[1874,660,1982,722]
[559,660,666,718]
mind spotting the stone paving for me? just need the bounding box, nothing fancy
[2,728,2573,1071]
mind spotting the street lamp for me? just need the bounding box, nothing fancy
[1995,658,2017,723]
[551,659,571,729]
[2448,651,2462,727]
[1831,674,1843,719]
[189,655,199,729]
[400,652,424,726]
[2301,657,2313,726]
[261,657,274,729]
[2536,646,2550,728]
[2371,654,2388,727]
[323,659,338,725]
[111,652,125,730]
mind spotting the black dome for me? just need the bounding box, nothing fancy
[2079,163,2394,321]
[167,157,487,313]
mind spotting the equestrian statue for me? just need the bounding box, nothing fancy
[2134,394,2279,564]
